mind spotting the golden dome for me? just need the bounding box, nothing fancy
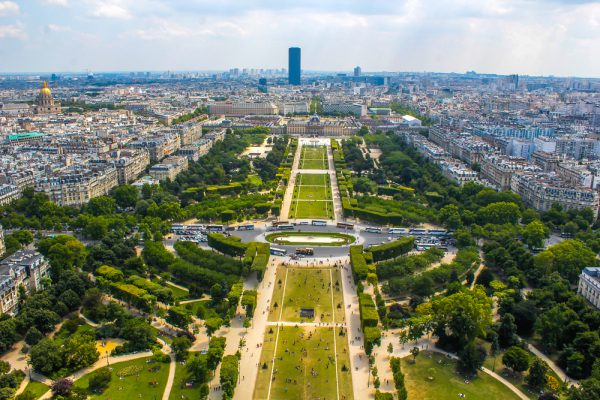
[40,81,52,96]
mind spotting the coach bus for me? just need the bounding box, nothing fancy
[409,228,428,236]
[336,222,354,230]
[388,227,408,235]
[295,247,314,256]
[272,221,290,227]
[276,224,295,231]
[428,229,449,237]
[270,247,287,256]
[206,225,224,232]
[364,227,382,234]
[237,224,255,231]
[311,220,327,226]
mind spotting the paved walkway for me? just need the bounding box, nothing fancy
[327,139,344,222]
[280,140,302,220]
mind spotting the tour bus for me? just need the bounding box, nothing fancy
[276,224,295,231]
[237,224,255,231]
[388,227,408,235]
[336,222,354,230]
[295,247,314,256]
[416,243,448,251]
[272,220,290,227]
[270,247,287,256]
[311,220,327,226]
[364,227,382,234]
[206,224,224,232]
[171,224,185,232]
[187,224,205,232]
[409,228,428,236]
[428,229,449,237]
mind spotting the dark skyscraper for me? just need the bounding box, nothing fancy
[288,47,301,85]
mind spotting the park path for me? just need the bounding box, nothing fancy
[231,258,281,400]
[338,257,370,400]
[280,140,302,220]
[525,342,578,387]
[327,138,344,222]
[160,339,176,400]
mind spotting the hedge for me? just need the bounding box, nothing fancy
[366,237,415,262]
[241,290,257,318]
[109,282,156,311]
[364,326,382,355]
[350,245,368,281]
[127,275,174,304]
[390,357,408,400]
[174,241,243,276]
[96,265,123,282]
[207,233,247,257]
[169,259,237,293]
[220,354,240,398]
[245,242,270,281]
[359,293,379,328]
[375,391,394,400]
[228,281,244,307]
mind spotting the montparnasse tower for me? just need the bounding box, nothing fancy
[34,81,61,114]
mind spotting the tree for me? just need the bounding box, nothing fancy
[458,342,486,375]
[204,317,223,336]
[410,346,420,363]
[526,358,548,390]
[112,185,139,209]
[51,378,73,397]
[88,368,112,393]
[86,196,116,216]
[497,313,518,348]
[387,343,394,357]
[172,336,193,361]
[423,287,493,351]
[534,240,598,284]
[24,327,43,346]
[30,340,63,375]
[167,306,192,329]
[210,283,225,302]
[502,346,530,374]
[477,202,521,225]
[522,220,549,249]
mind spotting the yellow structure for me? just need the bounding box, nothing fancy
[34,81,61,114]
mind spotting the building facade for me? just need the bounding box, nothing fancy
[578,267,600,309]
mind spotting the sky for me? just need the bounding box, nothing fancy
[0,0,599,77]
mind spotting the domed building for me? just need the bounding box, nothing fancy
[34,81,61,114]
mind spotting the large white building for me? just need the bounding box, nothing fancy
[208,102,278,116]
[578,267,600,309]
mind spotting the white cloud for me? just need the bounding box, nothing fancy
[0,1,19,16]
[45,24,71,32]
[89,0,131,19]
[0,23,25,39]
[43,0,69,6]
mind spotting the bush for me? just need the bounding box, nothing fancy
[220,354,240,398]
[364,326,382,355]
[207,233,247,257]
[390,357,407,400]
[89,368,112,393]
[366,237,414,262]
[350,246,368,280]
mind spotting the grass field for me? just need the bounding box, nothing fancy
[73,357,170,399]
[268,267,345,323]
[255,264,352,399]
[169,352,203,400]
[20,380,49,398]
[254,326,353,400]
[164,282,190,301]
[403,352,521,400]
[300,145,328,170]
[290,173,334,219]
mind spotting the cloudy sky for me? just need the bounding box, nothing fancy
[0,0,598,76]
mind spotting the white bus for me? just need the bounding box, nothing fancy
[388,227,408,235]
[365,227,382,234]
[270,247,287,256]
[311,220,327,226]
[276,224,295,231]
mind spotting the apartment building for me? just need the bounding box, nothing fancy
[149,155,189,182]
[578,267,600,310]
[36,163,119,207]
[113,150,150,184]
[480,154,538,190]
[127,134,181,162]
[0,250,50,315]
[0,185,21,206]
[510,172,599,217]
[322,103,367,117]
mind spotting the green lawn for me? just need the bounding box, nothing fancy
[169,353,204,400]
[20,380,49,398]
[402,351,521,400]
[73,357,170,399]
[164,282,190,301]
[268,267,344,323]
[300,146,327,170]
[254,326,353,400]
[291,173,333,219]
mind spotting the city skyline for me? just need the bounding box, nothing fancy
[0,1,599,77]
